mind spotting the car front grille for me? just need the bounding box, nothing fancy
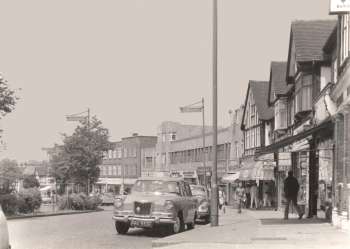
[134,202,152,215]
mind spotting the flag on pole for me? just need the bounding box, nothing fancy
[179,100,203,113]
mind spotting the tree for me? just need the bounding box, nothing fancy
[22,175,40,188]
[0,74,18,117]
[51,116,112,193]
[0,159,22,194]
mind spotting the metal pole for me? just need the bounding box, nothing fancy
[202,97,207,186]
[211,0,219,227]
[87,108,90,194]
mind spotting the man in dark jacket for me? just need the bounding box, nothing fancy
[284,171,303,219]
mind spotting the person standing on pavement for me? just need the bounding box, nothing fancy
[284,170,303,219]
[250,182,258,209]
[218,187,226,214]
[235,182,245,213]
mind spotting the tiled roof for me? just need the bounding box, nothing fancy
[291,19,337,62]
[269,61,291,103]
[249,81,274,120]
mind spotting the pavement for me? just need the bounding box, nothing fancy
[152,207,350,249]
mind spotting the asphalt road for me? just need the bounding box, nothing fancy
[7,206,168,249]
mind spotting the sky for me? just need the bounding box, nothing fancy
[0,0,334,162]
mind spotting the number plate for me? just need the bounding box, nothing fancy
[131,219,153,228]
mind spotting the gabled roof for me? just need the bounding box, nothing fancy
[286,19,337,81]
[268,61,291,105]
[323,25,337,55]
[241,80,274,129]
[291,19,336,62]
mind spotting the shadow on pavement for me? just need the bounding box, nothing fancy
[260,218,329,225]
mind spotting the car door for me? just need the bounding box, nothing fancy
[183,182,197,222]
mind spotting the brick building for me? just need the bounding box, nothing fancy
[95,134,157,194]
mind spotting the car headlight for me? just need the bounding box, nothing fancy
[164,200,175,211]
[114,198,124,209]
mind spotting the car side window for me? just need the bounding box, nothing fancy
[184,182,192,197]
[178,181,186,196]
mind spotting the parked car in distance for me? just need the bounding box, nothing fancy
[100,192,115,205]
[113,176,197,235]
[190,185,210,223]
[0,205,10,249]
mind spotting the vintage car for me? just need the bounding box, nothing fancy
[0,205,10,249]
[190,185,210,222]
[113,177,197,234]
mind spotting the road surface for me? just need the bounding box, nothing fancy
[7,206,164,249]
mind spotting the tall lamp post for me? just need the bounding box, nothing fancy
[211,0,219,227]
[180,98,206,185]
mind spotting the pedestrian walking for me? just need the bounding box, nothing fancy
[218,187,226,214]
[236,182,245,214]
[284,171,304,219]
[250,182,258,209]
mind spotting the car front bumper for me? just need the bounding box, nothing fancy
[113,211,176,226]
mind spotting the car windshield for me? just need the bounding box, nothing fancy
[190,186,206,196]
[131,180,180,194]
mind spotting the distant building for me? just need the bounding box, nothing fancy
[21,161,55,189]
[95,134,157,194]
[154,110,244,185]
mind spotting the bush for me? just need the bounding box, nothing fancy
[57,193,101,211]
[70,193,86,210]
[17,188,42,214]
[22,175,40,188]
[0,194,18,215]
[86,195,102,210]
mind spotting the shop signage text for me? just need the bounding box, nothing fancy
[330,0,350,14]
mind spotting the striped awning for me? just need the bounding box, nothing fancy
[239,160,274,181]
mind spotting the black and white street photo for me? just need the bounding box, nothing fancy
[1,1,350,249]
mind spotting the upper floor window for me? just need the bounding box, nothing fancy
[340,14,349,65]
[295,74,312,115]
[275,98,287,130]
[169,132,176,141]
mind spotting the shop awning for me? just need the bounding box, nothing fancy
[258,118,333,155]
[221,172,240,183]
[239,160,274,181]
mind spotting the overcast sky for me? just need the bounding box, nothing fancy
[0,0,334,162]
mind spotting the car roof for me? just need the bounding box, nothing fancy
[137,176,185,182]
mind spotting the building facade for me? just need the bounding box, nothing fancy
[329,7,350,231]
[260,20,337,216]
[95,134,157,194]
[155,108,244,186]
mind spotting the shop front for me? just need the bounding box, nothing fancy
[237,157,276,209]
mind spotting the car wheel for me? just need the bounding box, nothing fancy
[170,214,184,234]
[204,215,210,223]
[115,221,129,235]
[187,213,196,230]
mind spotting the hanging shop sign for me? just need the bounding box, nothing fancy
[330,0,350,14]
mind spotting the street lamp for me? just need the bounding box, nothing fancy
[211,0,219,227]
[179,98,206,186]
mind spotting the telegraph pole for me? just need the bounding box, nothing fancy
[211,0,219,227]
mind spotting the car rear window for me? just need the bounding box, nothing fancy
[131,180,180,194]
